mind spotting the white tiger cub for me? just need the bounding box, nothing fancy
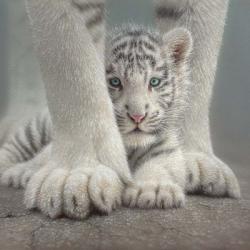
[1,24,192,209]
[107,25,192,208]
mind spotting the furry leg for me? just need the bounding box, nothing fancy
[153,0,240,198]
[25,0,132,219]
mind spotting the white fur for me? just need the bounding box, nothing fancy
[1,26,192,211]
[185,152,240,198]
[0,0,240,219]
[123,149,186,208]
[24,161,123,219]
[23,0,132,219]
[1,144,51,188]
[119,28,193,209]
[154,0,240,198]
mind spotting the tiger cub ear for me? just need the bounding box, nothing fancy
[162,28,193,66]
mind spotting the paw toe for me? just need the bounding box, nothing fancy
[39,168,68,218]
[220,164,241,199]
[123,186,140,207]
[156,184,185,209]
[1,167,23,188]
[156,187,173,208]
[63,170,90,219]
[20,170,34,188]
[89,166,123,214]
[172,186,185,208]
[137,190,156,208]
[24,167,53,210]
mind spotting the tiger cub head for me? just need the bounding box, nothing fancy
[106,25,193,148]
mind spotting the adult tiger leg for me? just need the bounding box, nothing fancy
[153,0,240,198]
[24,0,132,219]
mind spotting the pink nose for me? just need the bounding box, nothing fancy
[129,114,146,124]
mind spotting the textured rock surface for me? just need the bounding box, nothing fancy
[0,164,250,250]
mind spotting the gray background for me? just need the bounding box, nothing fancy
[0,0,249,167]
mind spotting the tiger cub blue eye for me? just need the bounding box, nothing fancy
[109,77,122,88]
[149,77,161,87]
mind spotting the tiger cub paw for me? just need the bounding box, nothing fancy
[123,181,185,209]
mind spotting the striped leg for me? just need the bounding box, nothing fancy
[153,0,240,198]
[0,1,106,185]
[1,144,52,188]
[0,110,51,176]
[24,0,131,219]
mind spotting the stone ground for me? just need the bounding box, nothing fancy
[1,163,250,250]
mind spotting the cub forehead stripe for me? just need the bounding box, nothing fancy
[143,33,161,45]
[112,41,128,55]
[136,54,156,68]
[114,52,157,67]
[114,52,127,62]
[142,41,157,52]
[129,39,138,49]
[110,36,161,79]
[111,30,160,47]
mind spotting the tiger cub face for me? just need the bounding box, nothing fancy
[106,25,193,148]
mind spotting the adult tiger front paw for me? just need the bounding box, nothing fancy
[123,181,185,209]
[185,152,241,198]
[24,163,123,219]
